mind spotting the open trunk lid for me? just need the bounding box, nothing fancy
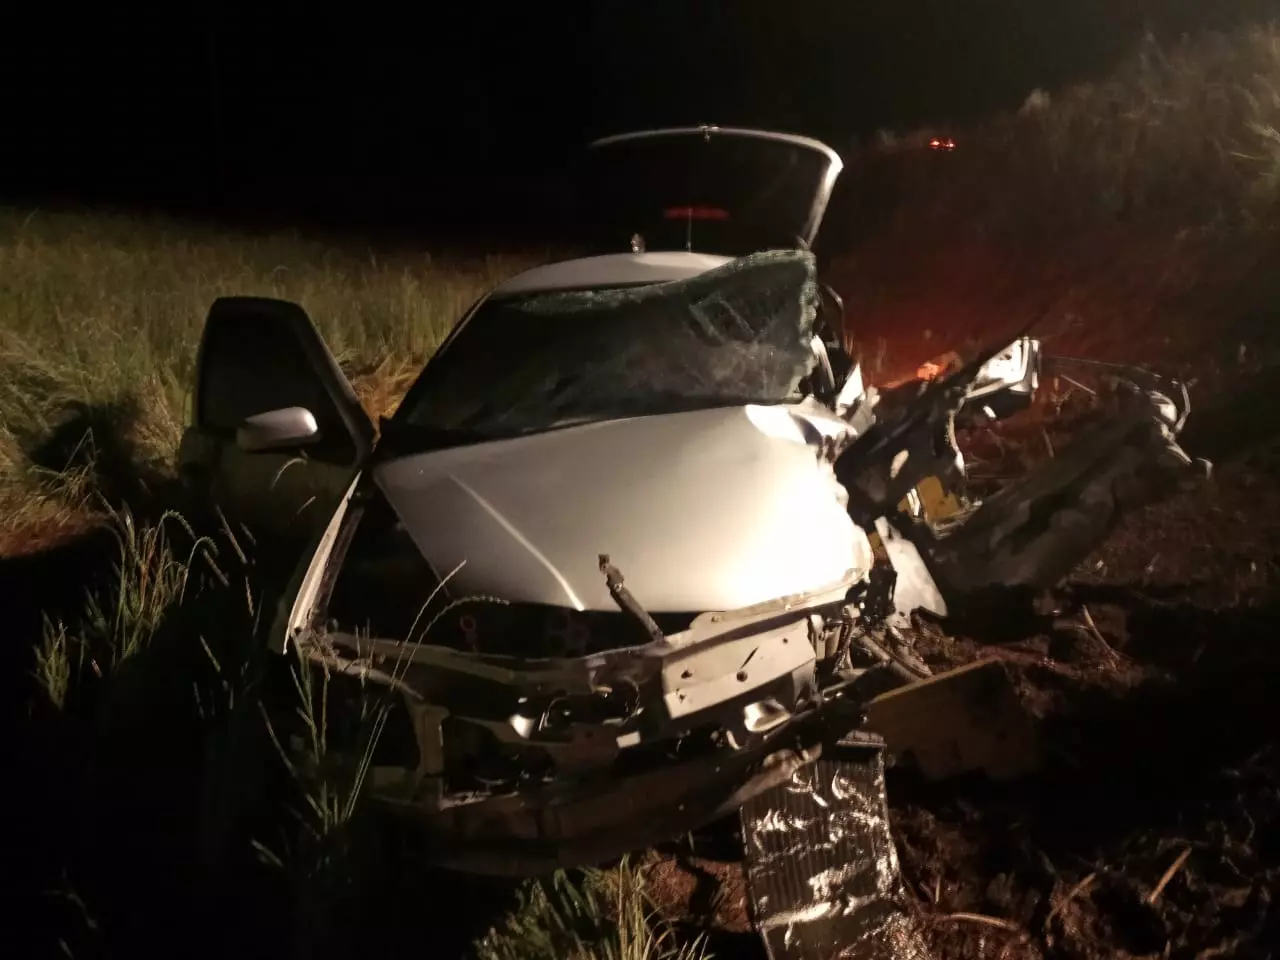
[584,125,843,257]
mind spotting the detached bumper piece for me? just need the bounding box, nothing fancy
[741,735,933,960]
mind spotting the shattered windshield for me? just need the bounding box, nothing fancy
[391,250,820,446]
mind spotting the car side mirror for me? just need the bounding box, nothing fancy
[236,406,321,452]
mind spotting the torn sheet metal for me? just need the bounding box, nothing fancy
[920,372,1201,594]
[872,518,947,625]
[742,739,933,960]
[865,658,1041,782]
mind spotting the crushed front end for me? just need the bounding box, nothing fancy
[280,507,934,956]
[260,250,914,875]
[285,512,899,875]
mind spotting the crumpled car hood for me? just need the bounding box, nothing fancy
[373,402,871,612]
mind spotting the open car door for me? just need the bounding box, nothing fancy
[177,297,375,583]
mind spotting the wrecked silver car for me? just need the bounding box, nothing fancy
[178,126,1201,958]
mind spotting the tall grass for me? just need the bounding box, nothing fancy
[829,22,1280,380]
[0,208,540,540]
[476,861,710,960]
[30,502,210,709]
[848,23,1280,244]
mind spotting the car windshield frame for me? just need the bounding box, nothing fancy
[383,250,822,454]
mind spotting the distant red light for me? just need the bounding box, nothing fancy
[663,205,730,221]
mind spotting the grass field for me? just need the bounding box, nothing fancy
[831,22,1280,391]
[0,210,544,551]
[6,20,1280,960]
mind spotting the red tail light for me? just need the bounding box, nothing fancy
[663,205,730,221]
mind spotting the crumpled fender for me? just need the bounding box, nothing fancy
[917,358,1206,595]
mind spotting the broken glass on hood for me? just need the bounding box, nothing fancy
[393,249,821,446]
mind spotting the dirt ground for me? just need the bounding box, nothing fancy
[644,232,1280,959]
[647,445,1279,959]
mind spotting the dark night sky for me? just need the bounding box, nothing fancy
[3,0,1275,237]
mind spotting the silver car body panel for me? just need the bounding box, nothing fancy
[489,250,734,296]
[278,249,867,653]
[372,400,872,613]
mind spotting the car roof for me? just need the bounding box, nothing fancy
[489,251,734,297]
